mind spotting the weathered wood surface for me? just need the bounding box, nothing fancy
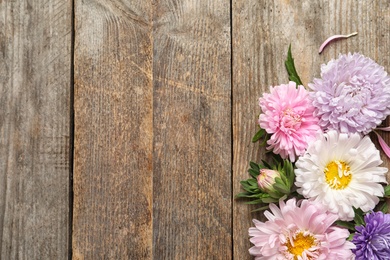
[0,0,72,259]
[72,0,153,259]
[153,0,231,259]
[233,1,390,259]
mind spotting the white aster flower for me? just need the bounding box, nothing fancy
[295,130,388,221]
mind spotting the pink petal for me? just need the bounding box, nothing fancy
[375,131,390,159]
[318,32,358,54]
[376,126,390,131]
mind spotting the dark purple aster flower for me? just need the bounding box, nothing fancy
[352,211,390,260]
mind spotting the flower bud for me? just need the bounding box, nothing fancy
[257,169,281,193]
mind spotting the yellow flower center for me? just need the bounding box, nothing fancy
[324,161,352,189]
[286,232,316,259]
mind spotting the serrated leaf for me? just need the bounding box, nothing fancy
[274,177,285,186]
[283,160,295,185]
[335,220,356,232]
[248,169,259,179]
[251,205,270,212]
[250,161,260,172]
[240,181,255,192]
[246,193,264,199]
[247,178,258,187]
[279,171,289,184]
[378,201,389,213]
[268,190,283,199]
[245,199,264,205]
[285,44,303,86]
[261,197,279,203]
[235,191,265,200]
[235,192,251,199]
[252,128,266,143]
[261,160,272,169]
[385,185,390,196]
[260,133,269,146]
[354,212,365,226]
[273,183,290,194]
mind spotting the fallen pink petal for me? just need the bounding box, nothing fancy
[375,131,390,159]
[377,126,390,132]
[318,32,358,54]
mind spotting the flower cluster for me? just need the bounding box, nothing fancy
[237,46,390,260]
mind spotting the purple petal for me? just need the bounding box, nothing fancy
[318,32,358,54]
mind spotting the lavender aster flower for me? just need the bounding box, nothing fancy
[310,53,390,134]
[352,211,390,259]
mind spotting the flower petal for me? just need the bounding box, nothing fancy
[375,131,390,159]
[318,32,358,54]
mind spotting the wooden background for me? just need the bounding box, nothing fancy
[1,0,389,259]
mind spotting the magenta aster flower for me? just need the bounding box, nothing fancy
[352,211,390,260]
[309,53,390,134]
[249,198,355,259]
[259,82,320,161]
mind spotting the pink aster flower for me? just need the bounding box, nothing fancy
[249,198,355,260]
[309,53,390,134]
[257,169,281,193]
[259,82,320,161]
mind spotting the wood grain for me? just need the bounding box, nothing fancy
[232,0,390,259]
[153,1,232,259]
[0,0,72,259]
[72,0,153,259]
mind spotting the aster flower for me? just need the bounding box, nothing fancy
[249,198,355,259]
[236,160,295,205]
[258,81,320,161]
[295,130,388,221]
[309,53,390,134]
[257,169,281,193]
[352,211,390,260]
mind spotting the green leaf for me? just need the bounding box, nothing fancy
[240,181,255,192]
[335,220,356,232]
[268,190,283,199]
[252,128,266,143]
[285,44,303,86]
[354,212,365,226]
[248,169,259,179]
[249,161,260,172]
[384,184,390,196]
[261,197,279,203]
[235,192,264,200]
[379,201,389,213]
[235,192,251,199]
[273,183,290,194]
[247,178,258,187]
[353,208,365,225]
[251,205,270,212]
[261,160,272,169]
[245,198,264,205]
[279,171,289,185]
[260,133,269,146]
[274,177,285,186]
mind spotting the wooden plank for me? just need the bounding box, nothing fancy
[153,1,232,259]
[232,0,390,259]
[72,0,153,259]
[0,0,72,259]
